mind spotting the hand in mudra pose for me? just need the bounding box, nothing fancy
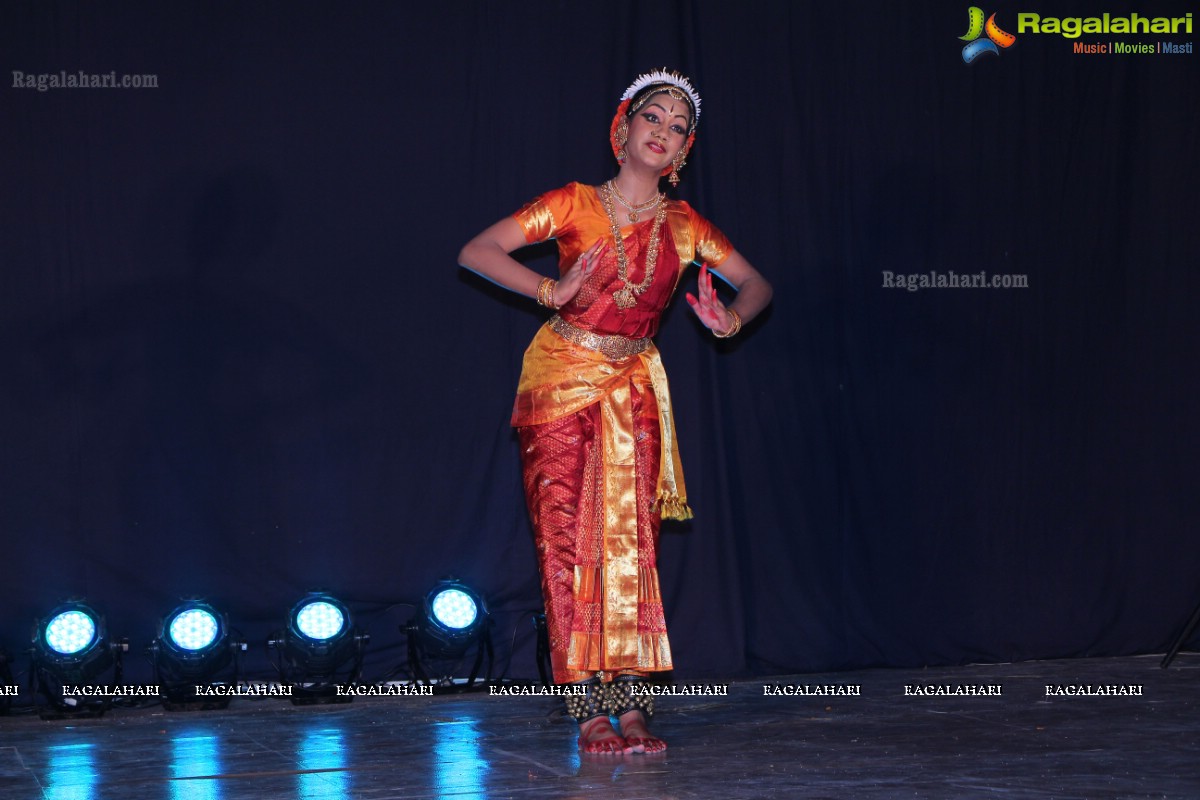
[686,264,737,335]
[552,239,607,308]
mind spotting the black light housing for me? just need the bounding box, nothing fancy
[268,592,368,704]
[31,600,128,719]
[150,600,246,709]
[406,579,493,690]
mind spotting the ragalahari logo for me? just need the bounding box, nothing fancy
[960,7,1017,62]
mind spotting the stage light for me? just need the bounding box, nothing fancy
[169,607,221,651]
[269,592,368,704]
[31,601,128,719]
[406,579,493,690]
[431,587,480,631]
[150,600,246,710]
[295,599,346,641]
[45,610,96,656]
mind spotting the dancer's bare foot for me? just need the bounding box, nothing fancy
[577,717,632,755]
[618,710,667,754]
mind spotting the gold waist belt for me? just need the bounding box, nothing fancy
[548,315,651,360]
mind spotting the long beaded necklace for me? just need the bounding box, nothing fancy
[608,179,663,223]
[600,180,668,310]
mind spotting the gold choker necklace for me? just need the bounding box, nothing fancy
[607,179,663,223]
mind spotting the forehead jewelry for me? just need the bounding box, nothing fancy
[620,69,701,132]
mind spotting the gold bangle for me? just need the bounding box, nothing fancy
[536,277,560,309]
[713,308,742,338]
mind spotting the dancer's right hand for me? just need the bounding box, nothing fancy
[552,239,607,307]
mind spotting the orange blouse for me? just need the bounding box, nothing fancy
[514,182,733,339]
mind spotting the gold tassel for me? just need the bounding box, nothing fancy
[655,492,693,521]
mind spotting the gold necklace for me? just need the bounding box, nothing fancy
[600,181,668,310]
[607,179,662,223]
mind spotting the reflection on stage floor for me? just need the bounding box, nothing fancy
[1,655,1196,799]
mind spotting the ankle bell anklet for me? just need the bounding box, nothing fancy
[563,679,608,723]
[605,676,655,718]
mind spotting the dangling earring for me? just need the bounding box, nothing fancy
[669,149,687,187]
[615,117,629,164]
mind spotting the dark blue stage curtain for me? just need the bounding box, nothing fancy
[2,1,1197,683]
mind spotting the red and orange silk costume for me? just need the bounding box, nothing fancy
[511,183,732,684]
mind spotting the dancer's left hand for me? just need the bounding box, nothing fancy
[685,264,735,335]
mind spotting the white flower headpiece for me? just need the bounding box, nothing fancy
[620,69,701,130]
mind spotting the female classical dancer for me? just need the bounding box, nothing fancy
[459,69,772,754]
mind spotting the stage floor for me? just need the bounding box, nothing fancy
[1,655,1196,799]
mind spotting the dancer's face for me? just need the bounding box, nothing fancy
[625,92,690,171]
